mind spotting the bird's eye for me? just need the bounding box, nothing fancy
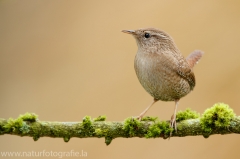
[144,33,150,38]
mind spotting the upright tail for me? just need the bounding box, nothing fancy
[186,50,204,69]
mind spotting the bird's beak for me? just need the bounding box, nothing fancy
[122,30,135,34]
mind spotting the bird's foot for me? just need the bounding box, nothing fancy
[169,114,177,138]
[136,115,143,121]
[130,115,143,121]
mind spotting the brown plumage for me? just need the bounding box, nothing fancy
[122,28,203,132]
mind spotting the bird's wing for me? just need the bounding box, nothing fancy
[176,57,196,90]
[186,50,204,69]
[162,51,196,90]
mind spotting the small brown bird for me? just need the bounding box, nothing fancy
[122,28,203,131]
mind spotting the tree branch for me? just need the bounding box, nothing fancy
[0,103,239,145]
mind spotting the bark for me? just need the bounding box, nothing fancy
[1,116,240,145]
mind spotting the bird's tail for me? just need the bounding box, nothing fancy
[186,50,204,69]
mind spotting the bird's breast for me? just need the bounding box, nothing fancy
[134,52,191,101]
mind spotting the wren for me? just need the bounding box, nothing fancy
[122,28,203,131]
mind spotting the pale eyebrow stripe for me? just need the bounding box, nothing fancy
[151,32,168,39]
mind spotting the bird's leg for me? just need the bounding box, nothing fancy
[137,99,158,120]
[170,99,179,136]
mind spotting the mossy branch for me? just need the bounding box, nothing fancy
[0,103,239,145]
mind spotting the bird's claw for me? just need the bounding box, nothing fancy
[169,115,177,138]
[131,116,142,121]
[136,116,143,121]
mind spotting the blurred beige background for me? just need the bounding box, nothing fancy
[1,0,240,158]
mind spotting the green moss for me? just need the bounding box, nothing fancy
[20,113,38,122]
[94,124,113,145]
[31,123,40,141]
[145,120,172,139]
[176,108,200,122]
[3,113,38,134]
[63,136,70,142]
[82,116,92,128]
[33,135,40,141]
[93,118,115,145]
[123,117,141,136]
[93,115,106,122]
[95,127,110,137]
[0,120,5,135]
[82,116,109,138]
[95,128,103,136]
[80,116,95,137]
[141,116,158,122]
[19,122,30,134]
[105,136,113,146]
[4,118,23,133]
[200,103,236,135]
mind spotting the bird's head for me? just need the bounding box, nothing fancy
[122,28,177,53]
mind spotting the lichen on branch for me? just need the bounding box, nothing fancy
[0,103,239,145]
